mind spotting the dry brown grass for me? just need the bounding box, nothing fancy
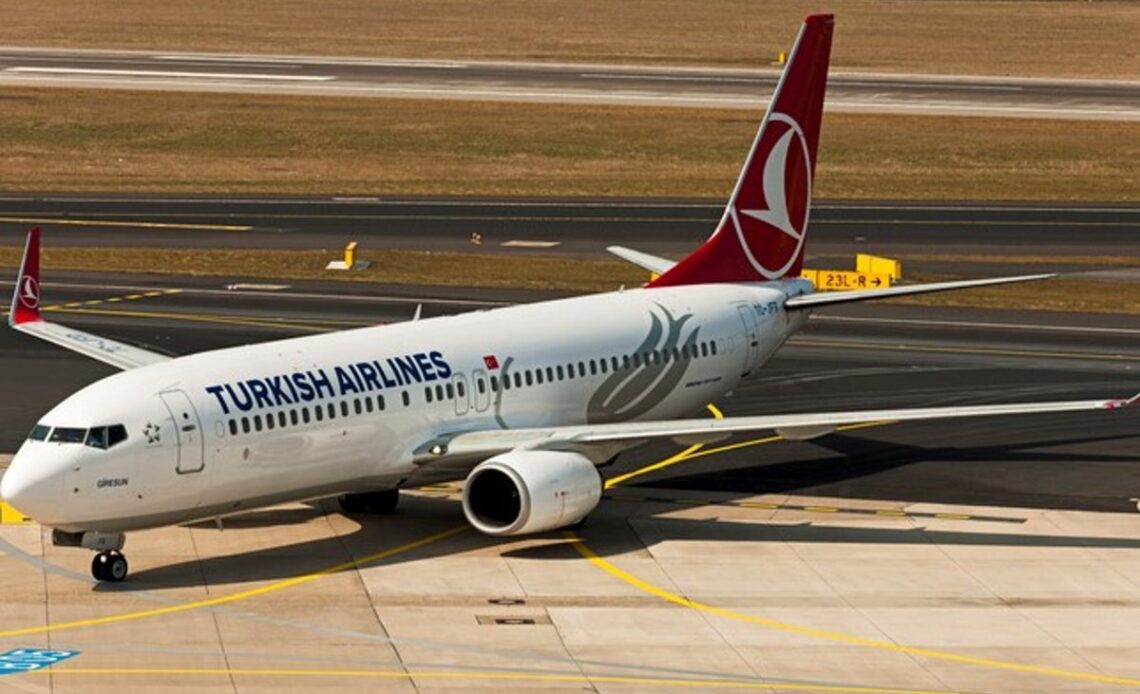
[0,247,646,293]
[2,1,1137,78]
[1,88,1136,201]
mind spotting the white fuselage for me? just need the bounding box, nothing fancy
[5,281,810,533]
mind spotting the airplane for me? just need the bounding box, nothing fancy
[2,14,1136,583]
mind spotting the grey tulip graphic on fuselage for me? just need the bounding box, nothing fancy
[586,305,699,423]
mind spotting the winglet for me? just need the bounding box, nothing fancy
[1104,392,1140,410]
[9,227,42,326]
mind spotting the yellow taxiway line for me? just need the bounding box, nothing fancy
[0,216,251,231]
[565,533,1140,688]
[0,525,466,639]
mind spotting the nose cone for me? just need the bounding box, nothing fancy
[1,449,58,522]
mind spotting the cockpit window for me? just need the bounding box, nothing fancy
[86,425,128,450]
[28,424,51,441]
[49,427,87,444]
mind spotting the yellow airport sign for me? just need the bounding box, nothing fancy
[856,253,902,279]
[801,269,892,291]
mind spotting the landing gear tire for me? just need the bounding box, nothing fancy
[338,489,399,515]
[92,550,128,582]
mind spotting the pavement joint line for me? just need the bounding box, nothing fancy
[31,667,959,693]
[0,215,252,231]
[602,494,1025,524]
[565,532,1140,688]
[0,525,467,639]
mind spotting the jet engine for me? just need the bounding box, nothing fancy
[462,450,603,535]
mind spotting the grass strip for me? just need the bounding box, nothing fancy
[1,247,1137,315]
[1,88,1136,201]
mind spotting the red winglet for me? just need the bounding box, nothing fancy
[9,227,42,326]
[649,14,834,287]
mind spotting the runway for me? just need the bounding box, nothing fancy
[2,196,1138,280]
[1,48,1137,119]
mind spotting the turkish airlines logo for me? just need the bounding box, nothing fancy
[18,276,39,310]
[731,113,812,280]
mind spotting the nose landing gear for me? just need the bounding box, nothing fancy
[91,551,129,582]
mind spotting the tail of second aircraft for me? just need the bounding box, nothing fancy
[649,14,833,288]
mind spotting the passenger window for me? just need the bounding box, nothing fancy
[700,342,709,357]
[456,381,464,398]
[228,419,238,436]
[401,391,410,407]
[578,362,586,377]
[425,387,433,403]
[589,359,597,375]
[556,365,564,380]
[354,399,362,415]
[447,383,455,399]
[711,341,718,355]
[302,408,311,423]
[242,417,251,433]
[28,424,51,441]
[545,367,554,382]
[340,401,349,417]
[377,395,386,410]
[315,407,324,422]
[254,415,263,432]
[290,410,299,425]
[276,411,285,427]
[525,371,533,386]
[327,403,336,419]
[536,369,544,385]
[365,398,373,413]
[50,427,86,444]
[265,415,275,431]
[502,375,510,391]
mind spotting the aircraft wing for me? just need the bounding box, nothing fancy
[7,228,171,370]
[784,274,1055,309]
[417,393,1138,465]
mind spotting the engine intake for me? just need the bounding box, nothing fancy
[462,450,602,535]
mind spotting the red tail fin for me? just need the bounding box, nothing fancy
[9,227,42,326]
[650,14,833,287]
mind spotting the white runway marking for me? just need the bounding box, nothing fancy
[501,240,561,248]
[4,67,336,82]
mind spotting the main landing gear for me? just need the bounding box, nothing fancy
[338,489,400,515]
[91,550,129,582]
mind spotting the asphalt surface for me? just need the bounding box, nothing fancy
[1,49,1137,119]
[2,196,1139,279]
[3,275,1138,513]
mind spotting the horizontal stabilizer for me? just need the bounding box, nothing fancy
[785,273,1055,309]
[606,246,676,275]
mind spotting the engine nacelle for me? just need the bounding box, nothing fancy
[462,450,602,535]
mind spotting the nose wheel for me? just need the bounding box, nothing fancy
[91,550,128,582]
